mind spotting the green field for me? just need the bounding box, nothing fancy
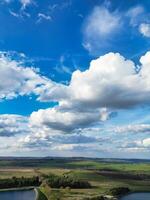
[0,158,150,199]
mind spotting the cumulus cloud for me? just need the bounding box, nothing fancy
[139,23,150,37]
[30,106,107,133]
[17,130,105,151]
[26,51,150,136]
[0,114,28,137]
[49,51,150,109]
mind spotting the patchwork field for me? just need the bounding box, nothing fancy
[0,158,150,199]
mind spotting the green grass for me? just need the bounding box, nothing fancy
[67,161,150,173]
[37,188,48,200]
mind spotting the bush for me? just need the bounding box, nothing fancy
[108,187,130,196]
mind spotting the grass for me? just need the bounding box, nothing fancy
[36,188,48,200]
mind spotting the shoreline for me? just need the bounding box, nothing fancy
[0,186,150,200]
[119,190,150,197]
[0,186,35,192]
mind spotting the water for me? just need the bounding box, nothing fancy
[0,189,35,200]
[120,192,150,200]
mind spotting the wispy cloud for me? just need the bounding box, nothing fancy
[82,6,122,54]
[36,13,52,23]
[139,23,150,37]
[20,0,33,10]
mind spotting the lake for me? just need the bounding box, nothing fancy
[0,189,36,200]
[120,192,150,200]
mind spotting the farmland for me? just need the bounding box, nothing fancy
[0,157,150,199]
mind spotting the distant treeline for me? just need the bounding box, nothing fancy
[44,173,91,189]
[0,176,40,189]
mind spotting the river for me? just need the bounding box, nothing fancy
[0,189,35,200]
[120,192,150,200]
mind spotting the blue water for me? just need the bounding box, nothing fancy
[0,189,35,200]
[120,193,150,200]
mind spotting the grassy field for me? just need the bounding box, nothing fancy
[0,158,150,199]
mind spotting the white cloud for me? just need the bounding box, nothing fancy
[114,124,150,134]
[0,114,28,137]
[9,9,23,18]
[83,6,121,54]
[37,13,52,24]
[0,52,60,101]
[142,138,150,147]
[29,106,106,132]
[2,51,150,155]
[119,138,150,152]
[26,51,150,136]
[20,0,32,10]
[126,5,144,27]
[82,5,148,54]
[51,143,96,151]
[84,6,120,37]
[139,23,150,37]
[64,52,150,109]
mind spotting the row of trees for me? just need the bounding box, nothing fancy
[45,173,91,189]
[0,176,40,189]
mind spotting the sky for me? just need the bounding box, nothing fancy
[1,0,150,158]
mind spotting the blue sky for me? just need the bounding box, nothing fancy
[1,0,150,158]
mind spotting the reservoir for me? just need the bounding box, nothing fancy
[0,189,35,200]
[120,192,150,200]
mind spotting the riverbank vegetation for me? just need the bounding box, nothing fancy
[0,176,40,189]
[0,158,150,199]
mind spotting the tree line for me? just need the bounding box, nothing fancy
[0,176,40,189]
[44,173,91,189]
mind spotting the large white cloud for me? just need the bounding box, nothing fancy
[30,107,107,132]
[28,51,150,135]
[53,51,150,109]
